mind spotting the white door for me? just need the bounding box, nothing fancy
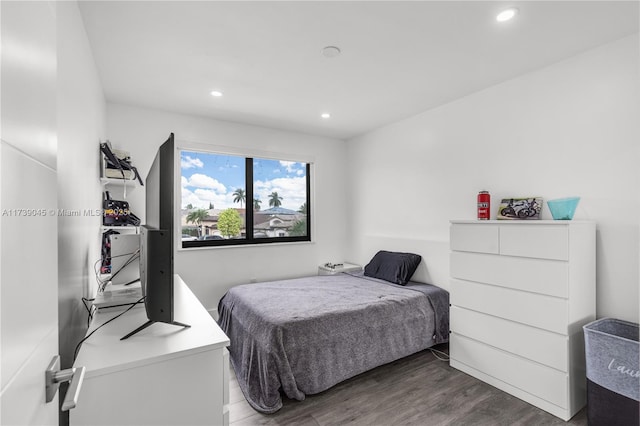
[1,1,60,424]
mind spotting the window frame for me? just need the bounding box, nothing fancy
[176,142,313,250]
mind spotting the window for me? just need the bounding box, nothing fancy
[180,150,310,248]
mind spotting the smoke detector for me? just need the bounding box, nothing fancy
[322,46,341,58]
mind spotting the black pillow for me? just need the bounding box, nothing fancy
[363,250,422,285]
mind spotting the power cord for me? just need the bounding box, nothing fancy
[108,249,140,284]
[81,297,96,328]
[429,347,450,362]
[73,296,144,362]
[93,250,140,292]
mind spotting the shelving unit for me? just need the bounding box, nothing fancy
[99,143,141,278]
[100,176,137,187]
[101,225,139,233]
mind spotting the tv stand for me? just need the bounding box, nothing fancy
[120,319,191,340]
[72,275,230,425]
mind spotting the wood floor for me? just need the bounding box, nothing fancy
[228,344,588,426]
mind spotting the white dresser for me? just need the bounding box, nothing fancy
[72,275,230,426]
[449,220,595,421]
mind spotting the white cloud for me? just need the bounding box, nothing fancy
[181,187,234,210]
[185,173,226,192]
[181,155,204,169]
[279,161,301,174]
[181,163,307,211]
[254,176,306,210]
[181,188,205,209]
[194,188,229,205]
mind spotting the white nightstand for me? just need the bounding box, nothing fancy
[318,262,362,276]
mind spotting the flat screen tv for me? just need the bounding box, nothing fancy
[121,133,189,340]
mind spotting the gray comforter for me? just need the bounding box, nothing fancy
[217,271,449,413]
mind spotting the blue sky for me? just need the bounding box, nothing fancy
[180,150,307,211]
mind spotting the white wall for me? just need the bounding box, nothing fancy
[106,104,348,312]
[57,1,106,371]
[347,35,640,323]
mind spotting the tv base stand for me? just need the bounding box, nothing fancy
[121,319,190,340]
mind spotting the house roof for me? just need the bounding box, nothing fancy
[254,214,302,230]
[259,207,298,215]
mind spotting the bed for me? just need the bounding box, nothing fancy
[217,251,449,414]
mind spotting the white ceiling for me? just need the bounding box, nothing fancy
[78,1,639,140]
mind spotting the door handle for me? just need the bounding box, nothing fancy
[45,355,86,411]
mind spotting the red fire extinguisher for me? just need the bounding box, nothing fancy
[477,191,490,220]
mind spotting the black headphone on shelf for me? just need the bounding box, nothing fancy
[100,142,143,185]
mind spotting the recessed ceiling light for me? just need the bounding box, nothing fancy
[210,90,223,97]
[321,113,331,119]
[321,46,341,58]
[496,8,518,22]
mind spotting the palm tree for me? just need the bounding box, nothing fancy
[253,198,262,211]
[289,218,307,237]
[186,208,209,238]
[268,192,282,208]
[232,188,246,209]
[298,202,307,214]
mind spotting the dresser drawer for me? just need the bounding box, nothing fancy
[450,333,569,409]
[500,225,568,260]
[450,279,568,334]
[450,224,499,254]
[450,306,568,371]
[450,251,569,298]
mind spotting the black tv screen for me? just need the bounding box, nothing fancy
[122,133,189,340]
